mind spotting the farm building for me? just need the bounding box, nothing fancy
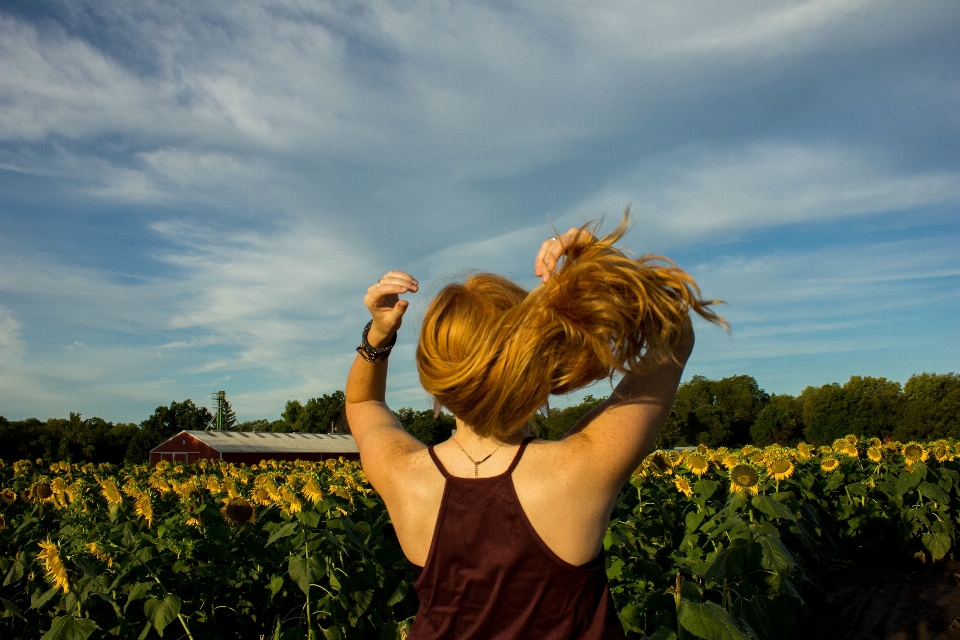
[149,430,360,466]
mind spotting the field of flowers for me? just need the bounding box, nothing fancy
[1,437,958,640]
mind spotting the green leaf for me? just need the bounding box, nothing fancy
[846,482,868,497]
[897,470,922,496]
[126,582,154,608]
[143,594,181,637]
[266,521,299,547]
[386,580,408,607]
[694,480,718,502]
[751,495,794,521]
[1,597,26,619]
[288,556,312,596]
[700,545,748,584]
[606,558,625,580]
[824,473,845,492]
[40,616,98,640]
[757,533,796,573]
[296,511,321,528]
[3,554,25,586]
[678,600,750,640]
[685,510,707,534]
[268,574,285,597]
[922,532,952,561]
[918,481,951,504]
[32,586,60,610]
[646,628,678,640]
[322,626,343,640]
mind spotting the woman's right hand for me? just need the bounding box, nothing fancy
[534,227,593,284]
[364,271,418,347]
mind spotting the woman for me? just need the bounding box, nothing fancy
[345,216,724,639]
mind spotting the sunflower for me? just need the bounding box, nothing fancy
[768,459,795,481]
[674,476,694,497]
[867,438,883,449]
[205,476,221,494]
[820,458,840,472]
[99,479,123,506]
[648,452,674,475]
[867,447,883,463]
[729,464,760,494]
[302,477,324,503]
[684,454,709,477]
[839,445,859,458]
[934,444,954,463]
[32,482,54,502]
[832,438,848,451]
[221,497,255,524]
[796,443,813,460]
[1,488,15,505]
[37,538,69,593]
[844,435,858,446]
[87,542,113,568]
[903,443,928,464]
[184,501,203,528]
[134,491,154,527]
[697,444,709,455]
[280,487,303,514]
[251,487,272,506]
[748,452,766,465]
[722,455,740,470]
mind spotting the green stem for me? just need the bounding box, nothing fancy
[305,542,313,640]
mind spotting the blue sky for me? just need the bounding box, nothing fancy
[1,1,958,424]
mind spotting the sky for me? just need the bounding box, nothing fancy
[1,0,958,424]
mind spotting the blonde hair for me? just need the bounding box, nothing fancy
[416,213,726,439]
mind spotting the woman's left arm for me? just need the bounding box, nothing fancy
[345,271,425,485]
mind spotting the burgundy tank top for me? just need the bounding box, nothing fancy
[407,437,627,640]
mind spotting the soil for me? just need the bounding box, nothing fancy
[795,557,960,640]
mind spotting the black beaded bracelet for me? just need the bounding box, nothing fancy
[356,320,397,363]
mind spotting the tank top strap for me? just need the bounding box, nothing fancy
[505,436,536,475]
[427,445,453,478]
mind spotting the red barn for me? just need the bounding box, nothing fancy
[149,430,360,466]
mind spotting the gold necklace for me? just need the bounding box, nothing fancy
[453,437,505,478]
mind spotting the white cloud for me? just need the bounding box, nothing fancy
[577,143,960,247]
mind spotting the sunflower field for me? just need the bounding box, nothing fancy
[2,437,959,640]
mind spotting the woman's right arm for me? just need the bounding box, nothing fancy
[563,321,693,491]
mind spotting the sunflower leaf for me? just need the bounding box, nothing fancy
[921,532,951,561]
[896,471,922,496]
[40,615,98,640]
[918,481,951,504]
[678,600,750,640]
[143,594,180,637]
[700,545,748,584]
[751,495,794,521]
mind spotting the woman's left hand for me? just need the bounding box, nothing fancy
[364,271,418,347]
[534,227,592,284]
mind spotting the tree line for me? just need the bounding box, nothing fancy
[1,372,956,465]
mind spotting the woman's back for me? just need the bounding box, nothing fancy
[405,437,626,640]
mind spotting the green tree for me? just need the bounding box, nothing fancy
[751,394,800,446]
[126,399,213,463]
[801,376,903,444]
[530,395,606,441]
[395,408,456,446]
[282,391,347,433]
[658,375,767,448]
[895,372,960,441]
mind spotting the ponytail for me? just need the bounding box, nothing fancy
[415,212,726,439]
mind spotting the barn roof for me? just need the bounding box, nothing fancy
[172,430,358,454]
